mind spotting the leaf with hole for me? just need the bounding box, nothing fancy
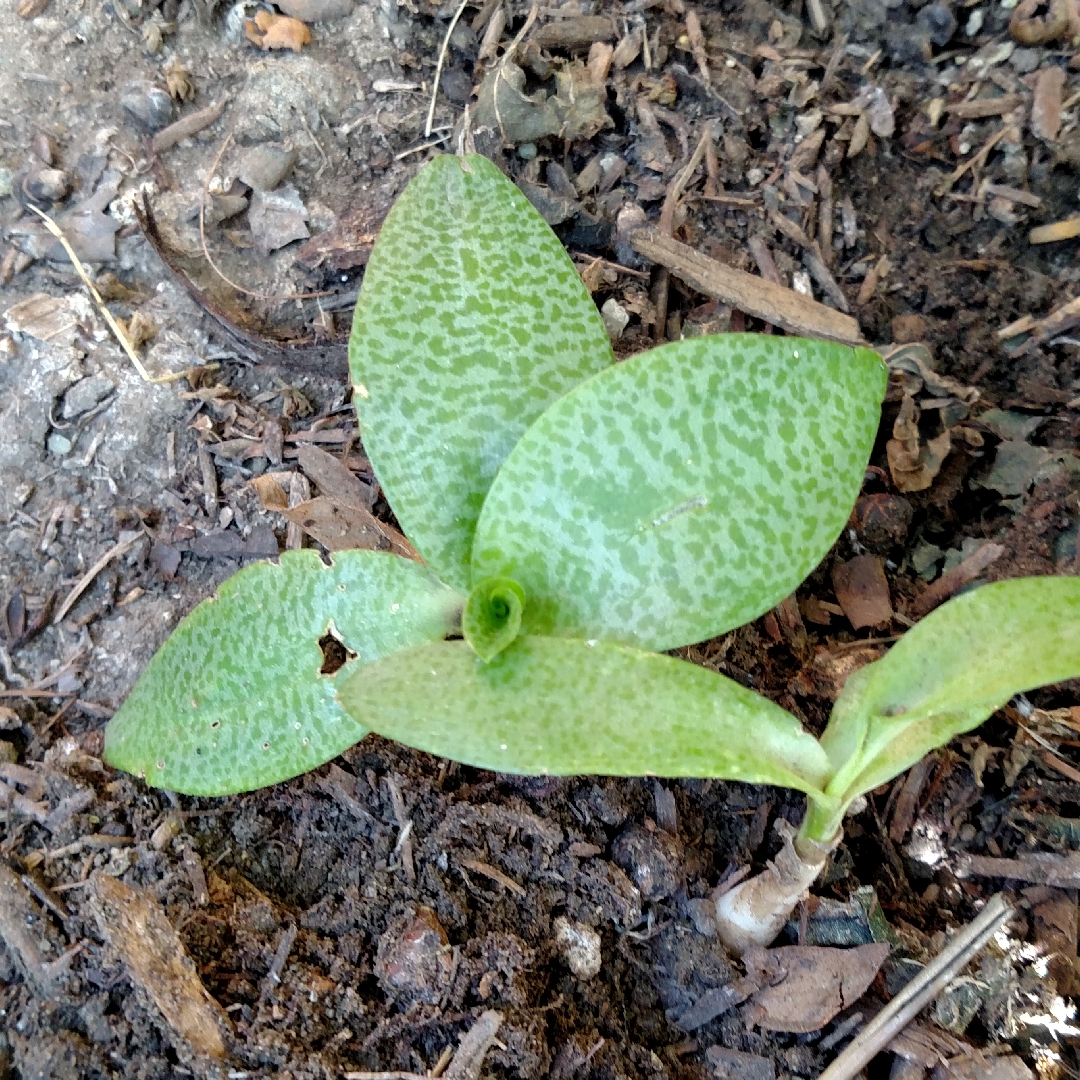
[349,153,614,592]
[470,334,887,651]
[103,550,462,795]
[338,635,832,795]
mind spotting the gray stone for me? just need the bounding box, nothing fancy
[61,375,115,419]
[47,432,73,455]
[236,144,299,192]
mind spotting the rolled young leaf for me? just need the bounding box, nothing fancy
[104,551,462,796]
[471,334,887,652]
[349,153,614,592]
[462,576,526,661]
[337,636,832,796]
[818,576,1080,812]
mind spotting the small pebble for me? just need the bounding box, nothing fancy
[375,907,453,1004]
[47,432,73,456]
[600,298,629,341]
[22,168,70,203]
[554,917,602,979]
[236,143,299,192]
[917,2,957,45]
[686,897,717,936]
[611,825,681,901]
[273,0,352,18]
[120,80,174,133]
[1010,47,1041,73]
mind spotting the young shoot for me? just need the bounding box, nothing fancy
[104,154,1080,950]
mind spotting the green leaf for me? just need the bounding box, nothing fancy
[820,576,1080,806]
[104,551,462,796]
[349,153,614,592]
[462,576,525,661]
[471,334,887,651]
[337,635,832,796]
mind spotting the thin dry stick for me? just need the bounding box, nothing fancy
[817,893,1013,1080]
[54,535,141,625]
[26,205,152,382]
[426,0,472,137]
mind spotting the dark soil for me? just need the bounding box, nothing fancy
[2,0,1080,1076]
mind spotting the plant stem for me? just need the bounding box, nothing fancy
[714,817,841,953]
[796,794,846,852]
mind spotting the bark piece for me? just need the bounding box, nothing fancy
[88,874,229,1059]
[742,942,890,1032]
[0,862,63,996]
[297,443,375,509]
[956,851,1080,887]
[832,554,893,629]
[630,226,864,345]
[1031,66,1066,141]
[706,1046,776,1080]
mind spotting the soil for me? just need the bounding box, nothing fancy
[2,0,1080,1077]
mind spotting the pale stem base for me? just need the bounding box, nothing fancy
[714,819,841,953]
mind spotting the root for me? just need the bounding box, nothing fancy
[715,820,841,953]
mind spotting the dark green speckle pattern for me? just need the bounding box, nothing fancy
[338,636,831,795]
[471,334,887,652]
[104,551,462,795]
[349,153,614,592]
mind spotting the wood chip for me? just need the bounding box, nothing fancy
[1029,217,1080,244]
[1031,65,1066,141]
[946,95,1025,119]
[629,226,864,345]
[956,851,1080,887]
[297,443,374,509]
[457,857,526,896]
[0,862,63,995]
[532,16,615,47]
[831,554,893,630]
[151,98,229,154]
[89,874,229,1059]
[910,542,1005,617]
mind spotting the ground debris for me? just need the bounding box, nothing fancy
[742,943,889,1033]
[88,873,230,1060]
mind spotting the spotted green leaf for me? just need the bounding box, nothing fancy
[104,551,462,796]
[337,636,832,796]
[821,576,1080,807]
[349,153,614,592]
[470,334,887,652]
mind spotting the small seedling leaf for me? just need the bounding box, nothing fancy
[462,576,526,661]
[471,334,886,651]
[349,153,614,592]
[821,576,1080,804]
[337,635,832,795]
[104,551,462,795]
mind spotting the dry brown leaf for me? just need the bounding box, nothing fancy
[742,943,890,1033]
[249,474,289,511]
[165,61,196,102]
[244,10,311,51]
[283,496,404,554]
[886,394,951,492]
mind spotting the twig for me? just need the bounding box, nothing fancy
[935,125,1010,198]
[425,0,471,137]
[53,535,141,625]
[910,542,1005,618]
[817,894,1013,1080]
[630,226,864,345]
[458,857,526,896]
[26,205,153,382]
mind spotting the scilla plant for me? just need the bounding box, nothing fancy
[105,154,1080,951]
